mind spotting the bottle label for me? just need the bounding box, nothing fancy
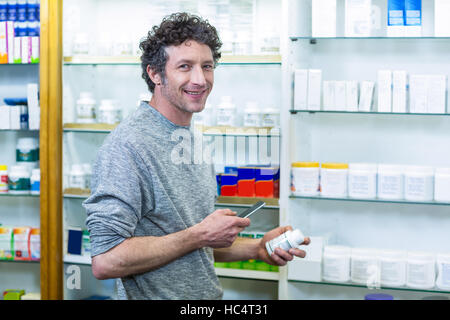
[0,174,8,192]
[9,177,30,191]
[31,180,40,192]
[16,148,38,162]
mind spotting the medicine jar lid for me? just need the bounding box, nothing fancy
[292,162,319,168]
[322,163,349,170]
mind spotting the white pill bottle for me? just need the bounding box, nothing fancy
[266,229,305,256]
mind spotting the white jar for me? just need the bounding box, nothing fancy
[0,165,8,193]
[30,168,40,195]
[404,166,434,201]
[436,253,450,290]
[320,163,349,198]
[291,162,320,196]
[379,250,407,287]
[216,96,236,126]
[350,248,380,285]
[98,99,122,124]
[69,164,86,189]
[82,163,92,190]
[76,92,96,124]
[265,229,305,256]
[261,107,280,127]
[434,168,450,202]
[322,245,351,282]
[243,102,261,127]
[16,137,39,172]
[348,163,377,199]
[406,252,436,289]
[8,165,31,194]
[377,164,404,200]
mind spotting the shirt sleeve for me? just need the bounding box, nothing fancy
[83,136,154,257]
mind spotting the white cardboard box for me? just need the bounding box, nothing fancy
[294,69,308,110]
[392,70,407,113]
[427,75,447,114]
[435,0,450,37]
[346,81,359,111]
[0,106,10,129]
[307,69,322,111]
[345,0,372,37]
[409,75,428,113]
[359,81,374,111]
[312,0,337,37]
[9,106,21,129]
[377,70,393,112]
[334,81,347,111]
[323,81,336,111]
[287,236,325,282]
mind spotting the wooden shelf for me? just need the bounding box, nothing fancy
[216,196,279,207]
[63,123,117,132]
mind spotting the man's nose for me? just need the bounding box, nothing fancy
[190,65,207,87]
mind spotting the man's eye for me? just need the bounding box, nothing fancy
[179,64,190,70]
[203,65,213,70]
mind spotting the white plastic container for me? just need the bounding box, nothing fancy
[73,33,89,55]
[265,229,305,256]
[436,253,450,290]
[379,250,407,287]
[320,163,349,198]
[261,107,280,127]
[404,166,434,201]
[291,162,320,196]
[82,163,92,190]
[30,168,40,195]
[243,102,261,127]
[0,165,8,193]
[434,168,450,202]
[216,96,236,126]
[69,164,86,189]
[348,163,377,199]
[76,92,96,124]
[406,252,436,289]
[8,165,31,194]
[350,248,380,285]
[322,245,351,283]
[377,164,404,200]
[98,99,122,124]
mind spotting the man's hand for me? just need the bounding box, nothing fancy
[195,209,251,248]
[256,226,311,266]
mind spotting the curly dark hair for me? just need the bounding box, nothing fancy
[139,12,222,93]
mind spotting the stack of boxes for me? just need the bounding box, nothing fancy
[217,166,280,199]
[0,0,40,64]
[0,225,40,261]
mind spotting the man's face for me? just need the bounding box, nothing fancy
[159,40,214,114]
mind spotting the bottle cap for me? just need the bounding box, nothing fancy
[0,165,7,171]
[290,229,305,247]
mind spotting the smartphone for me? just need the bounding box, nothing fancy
[238,201,266,218]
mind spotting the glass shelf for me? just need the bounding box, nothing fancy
[289,279,450,295]
[215,268,279,281]
[0,192,39,198]
[290,195,450,206]
[63,54,282,66]
[0,259,40,264]
[290,110,450,117]
[63,190,279,208]
[290,36,450,41]
[63,123,117,133]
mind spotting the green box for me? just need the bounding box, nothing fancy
[3,289,25,300]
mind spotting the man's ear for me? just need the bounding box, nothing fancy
[147,65,162,86]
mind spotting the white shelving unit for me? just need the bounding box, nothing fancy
[278,0,450,300]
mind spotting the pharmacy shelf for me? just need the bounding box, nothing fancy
[0,192,40,198]
[199,125,280,137]
[290,195,450,207]
[63,123,117,133]
[215,267,279,281]
[0,259,40,264]
[63,254,91,265]
[63,54,282,65]
[290,36,450,41]
[289,110,450,116]
[62,255,279,282]
[63,191,279,208]
[0,129,40,132]
[288,279,450,295]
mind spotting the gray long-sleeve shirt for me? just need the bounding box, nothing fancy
[83,102,223,300]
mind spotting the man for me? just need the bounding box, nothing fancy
[84,12,310,300]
